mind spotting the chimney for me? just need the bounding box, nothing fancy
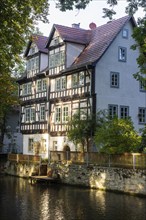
[89,22,96,30]
[72,23,80,28]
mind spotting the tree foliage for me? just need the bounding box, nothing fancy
[67,110,107,152]
[67,111,95,152]
[0,0,49,74]
[94,117,141,154]
[0,0,49,147]
[0,73,18,147]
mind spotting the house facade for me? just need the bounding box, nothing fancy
[17,16,145,158]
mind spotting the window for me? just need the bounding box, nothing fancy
[37,79,47,92]
[61,77,66,90]
[55,107,61,123]
[37,80,42,92]
[23,83,32,95]
[119,47,127,62]
[27,83,32,94]
[120,106,129,119]
[55,77,66,91]
[122,29,128,38]
[27,56,39,73]
[25,108,35,122]
[140,80,146,92]
[110,72,119,88]
[72,74,78,87]
[108,105,118,118]
[63,106,69,122]
[30,108,35,121]
[28,138,34,152]
[55,106,69,123]
[42,79,47,91]
[23,84,27,95]
[40,105,45,121]
[79,72,84,85]
[49,46,65,69]
[72,72,85,87]
[25,108,30,122]
[138,108,146,124]
[56,78,61,90]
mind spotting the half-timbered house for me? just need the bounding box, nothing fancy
[17,35,49,158]
[18,15,145,158]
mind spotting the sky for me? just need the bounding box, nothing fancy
[38,0,145,37]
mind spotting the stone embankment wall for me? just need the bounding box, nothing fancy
[4,161,40,177]
[3,161,146,196]
[51,163,146,196]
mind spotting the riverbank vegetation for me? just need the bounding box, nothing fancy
[67,110,145,154]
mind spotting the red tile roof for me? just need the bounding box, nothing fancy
[73,16,135,67]
[54,24,91,45]
[32,34,48,53]
[24,34,48,57]
[53,15,136,68]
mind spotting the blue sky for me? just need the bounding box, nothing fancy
[38,0,145,36]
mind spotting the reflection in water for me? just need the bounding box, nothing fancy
[0,176,146,220]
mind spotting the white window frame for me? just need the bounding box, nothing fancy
[120,106,129,119]
[140,80,146,92]
[110,72,119,88]
[55,107,61,123]
[42,79,47,91]
[138,108,146,124]
[40,105,45,121]
[118,47,127,62]
[25,108,30,122]
[63,106,69,122]
[108,104,118,118]
[122,29,128,38]
[30,108,35,122]
[49,47,65,69]
[37,80,42,92]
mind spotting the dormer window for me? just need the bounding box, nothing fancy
[29,43,38,55]
[27,56,39,77]
[49,45,65,75]
[50,36,61,47]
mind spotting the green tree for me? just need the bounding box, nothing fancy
[0,0,49,148]
[67,111,94,152]
[67,110,107,152]
[94,117,141,154]
[0,0,49,74]
[0,73,18,147]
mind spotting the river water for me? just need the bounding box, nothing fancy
[0,175,146,220]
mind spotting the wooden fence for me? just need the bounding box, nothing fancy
[8,154,41,164]
[7,152,146,169]
[50,151,146,169]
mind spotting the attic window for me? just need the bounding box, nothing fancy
[122,29,128,38]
